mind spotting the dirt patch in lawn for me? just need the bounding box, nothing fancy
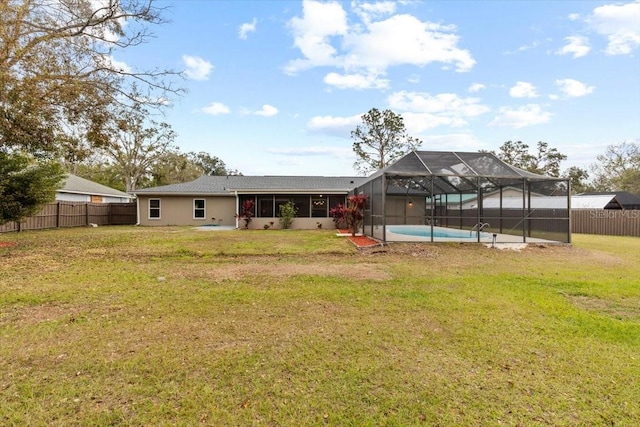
[567,295,640,320]
[179,262,393,282]
[2,303,79,326]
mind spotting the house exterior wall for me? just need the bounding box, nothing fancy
[137,194,347,229]
[56,193,90,202]
[244,217,337,230]
[385,196,426,225]
[137,195,237,226]
[56,192,133,203]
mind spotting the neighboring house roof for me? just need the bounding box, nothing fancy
[60,174,134,199]
[134,175,367,196]
[571,191,640,209]
[576,191,640,209]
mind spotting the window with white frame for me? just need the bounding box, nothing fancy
[194,199,206,219]
[149,199,161,219]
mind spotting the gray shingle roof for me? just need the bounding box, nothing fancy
[134,175,367,195]
[60,174,134,199]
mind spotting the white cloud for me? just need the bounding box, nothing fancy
[388,91,490,116]
[387,91,491,132]
[587,1,640,55]
[182,55,214,80]
[402,112,467,133]
[323,72,389,89]
[285,0,475,84]
[342,14,475,72]
[555,78,595,97]
[88,0,127,42]
[509,81,539,98]
[202,102,230,115]
[268,146,352,157]
[556,36,591,58]
[352,1,397,23]
[239,18,257,39]
[489,104,552,129]
[99,55,131,73]
[254,104,279,117]
[568,13,581,21]
[421,133,485,151]
[468,83,486,93]
[307,114,362,136]
[407,74,420,84]
[285,0,348,73]
[505,40,540,55]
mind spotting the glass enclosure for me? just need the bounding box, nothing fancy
[354,151,570,244]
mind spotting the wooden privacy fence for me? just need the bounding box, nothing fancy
[0,202,137,233]
[571,209,640,237]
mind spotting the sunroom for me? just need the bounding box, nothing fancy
[352,151,571,244]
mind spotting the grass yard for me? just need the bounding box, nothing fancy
[1,227,639,426]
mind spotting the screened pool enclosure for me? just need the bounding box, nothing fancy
[353,151,571,244]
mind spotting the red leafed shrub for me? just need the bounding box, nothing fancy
[345,194,368,236]
[329,203,346,229]
[236,199,254,229]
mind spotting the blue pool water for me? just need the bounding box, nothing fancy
[388,225,489,239]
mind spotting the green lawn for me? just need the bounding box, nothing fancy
[1,227,638,426]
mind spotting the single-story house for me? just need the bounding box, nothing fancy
[57,174,135,203]
[133,175,367,229]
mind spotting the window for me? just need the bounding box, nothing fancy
[258,196,274,217]
[149,199,161,219]
[329,195,345,210]
[194,199,205,219]
[311,196,327,218]
[294,196,310,217]
[275,197,290,217]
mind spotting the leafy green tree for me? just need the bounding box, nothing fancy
[0,151,64,225]
[351,108,422,175]
[1,0,181,221]
[150,151,204,187]
[102,103,177,192]
[562,166,593,194]
[590,141,640,194]
[66,158,127,192]
[189,152,231,176]
[495,141,567,177]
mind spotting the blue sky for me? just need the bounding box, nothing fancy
[117,0,640,176]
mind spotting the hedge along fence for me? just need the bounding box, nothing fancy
[571,209,640,237]
[0,202,137,233]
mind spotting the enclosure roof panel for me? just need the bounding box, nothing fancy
[378,151,560,180]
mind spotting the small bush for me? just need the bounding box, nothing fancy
[279,201,297,229]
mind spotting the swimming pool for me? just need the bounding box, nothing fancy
[387,225,490,240]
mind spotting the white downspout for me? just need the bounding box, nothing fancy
[134,194,140,225]
[235,191,239,229]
